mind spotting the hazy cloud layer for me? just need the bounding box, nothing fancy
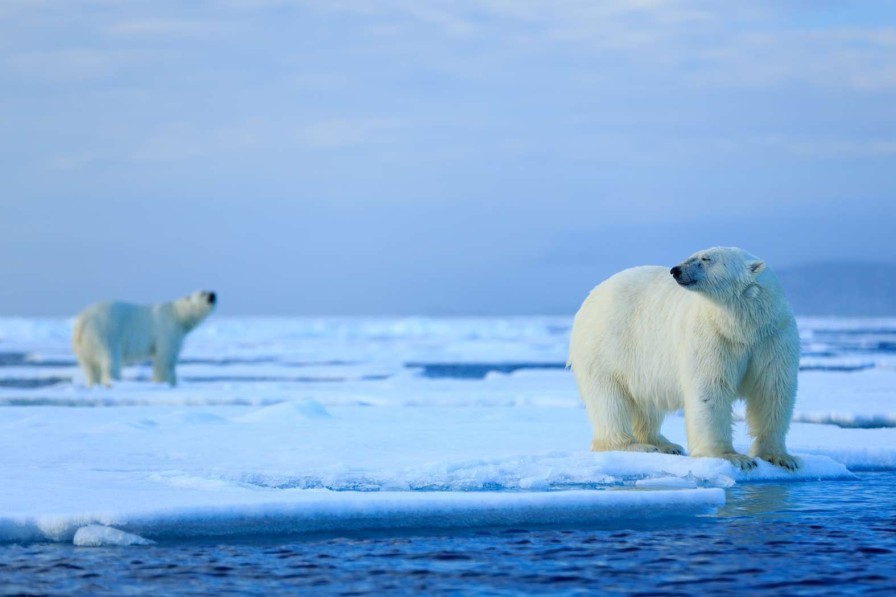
[1,1,894,315]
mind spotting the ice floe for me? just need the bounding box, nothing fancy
[0,316,893,543]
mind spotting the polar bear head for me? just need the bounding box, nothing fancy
[670,247,768,302]
[172,290,217,331]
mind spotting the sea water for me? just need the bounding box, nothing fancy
[1,472,894,594]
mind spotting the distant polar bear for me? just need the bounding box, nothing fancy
[568,247,800,471]
[72,291,217,387]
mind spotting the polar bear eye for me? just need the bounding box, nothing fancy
[700,256,711,263]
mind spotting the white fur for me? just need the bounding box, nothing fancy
[72,291,216,387]
[568,247,800,470]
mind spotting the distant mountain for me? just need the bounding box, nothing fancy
[777,262,896,317]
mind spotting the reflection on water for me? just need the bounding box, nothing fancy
[716,482,794,518]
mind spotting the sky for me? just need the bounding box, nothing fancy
[1,0,895,316]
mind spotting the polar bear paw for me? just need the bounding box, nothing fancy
[623,443,662,453]
[758,453,801,471]
[721,453,758,471]
[621,442,685,455]
[656,442,686,455]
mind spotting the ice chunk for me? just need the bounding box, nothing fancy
[73,525,154,547]
[636,475,699,489]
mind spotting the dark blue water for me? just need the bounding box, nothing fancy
[2,472,895,595]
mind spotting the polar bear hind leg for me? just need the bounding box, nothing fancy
[583,376,664,452]
[631,406,685,455]
[74,340,116,388]
[97,349,121,387]
[77,356,102,388]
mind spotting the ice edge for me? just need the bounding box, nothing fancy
[0,488,725,544]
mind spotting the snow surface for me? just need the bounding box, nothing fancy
[0,317,893,544]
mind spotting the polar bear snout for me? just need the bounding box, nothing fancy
[204,291,217,305]
[670,263,699,287]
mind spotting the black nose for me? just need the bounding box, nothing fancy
[670,266,681,279]
[207,291,217,304]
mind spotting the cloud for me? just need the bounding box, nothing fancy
[762,135,896,159]
[296,118,403,149]
[128,121,263,162]
[5,49,118,81]
[685,28,896,91]
[5,1,896,91]
[298,1,896,91]
[120,115,402,163]
[105,18,234,38]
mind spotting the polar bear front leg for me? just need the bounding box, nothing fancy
[684,389,757,470]
[745,392,799,470]
[151,334,182,387]
[152,352,178,386]
[152,340,181,386]
[743,334,800,471]
[152,354,177,386]
[744,380,800,470]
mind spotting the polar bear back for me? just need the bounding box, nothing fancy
[569,265,716,412]
[74,301,170,365]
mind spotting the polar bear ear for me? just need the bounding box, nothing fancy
[749,260,766,274]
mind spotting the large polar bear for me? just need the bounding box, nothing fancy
[568,247,800,470]
[72,290,217,387]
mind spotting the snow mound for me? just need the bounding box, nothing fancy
[235,400,331,423]
[73,525,155,547]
